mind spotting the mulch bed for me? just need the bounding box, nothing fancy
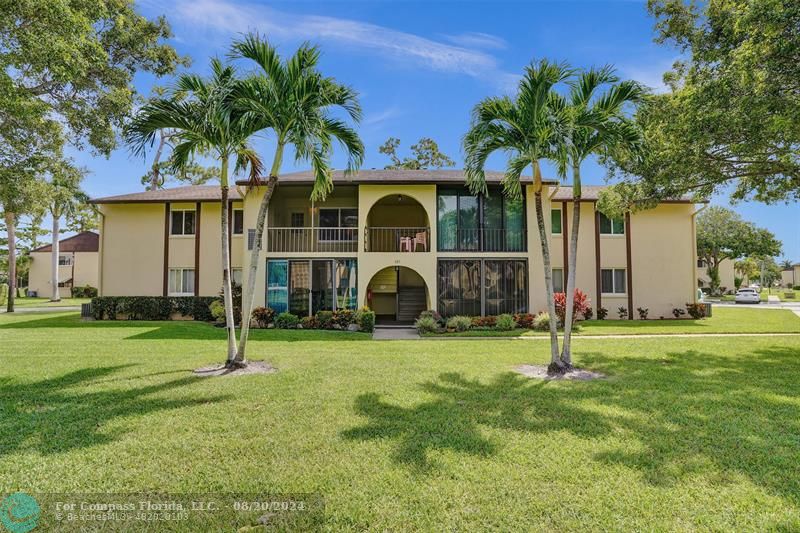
[193,360,276,377]
[514,364,606,381]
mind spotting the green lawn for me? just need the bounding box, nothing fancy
[426,307,800,337]
[9,296,91,307]
[2,312,800,530]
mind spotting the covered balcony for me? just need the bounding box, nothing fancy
[265,185,358,253]
[364,194,431,253]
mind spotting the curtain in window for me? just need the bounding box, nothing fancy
[335,259,358,310]
[267,260,289,313]
[437,260,481,316]
[485,260,528,315]
[437,191,458,250]
[289,261,310,316]
[311,260,334,314]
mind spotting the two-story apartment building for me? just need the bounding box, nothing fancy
[92,170,701,321]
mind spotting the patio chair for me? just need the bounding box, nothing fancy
[413,230,428,251]
[399,236,413,252]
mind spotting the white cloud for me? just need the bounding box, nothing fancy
[171,0,507,80]
[442,32,507,50]
[363,107,402,127]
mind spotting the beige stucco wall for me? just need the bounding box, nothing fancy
[99,203,165,296]
[96,182,699,321]
[28,251,99,298]
[697,258,736,291]
[782,267,799,288]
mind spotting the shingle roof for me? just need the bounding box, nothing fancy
[91,185,243,204]
[235,169,553,186]
[550,184,697,203]
[32,231,99,253]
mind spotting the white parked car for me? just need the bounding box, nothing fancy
[735,288,761,304]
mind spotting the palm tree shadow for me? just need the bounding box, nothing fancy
[0,365,231,456]
[342,346,800,504]
[341,371,612,472]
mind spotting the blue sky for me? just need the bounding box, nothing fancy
[70,0,798,261]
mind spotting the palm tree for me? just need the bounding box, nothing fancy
[463,59,572,373]
[558,67,645,366]
[229,33,364,363]
[45,158,88,302]
[125,59,264,366]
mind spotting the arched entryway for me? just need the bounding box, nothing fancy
[365,194,430,252]
[366,266,428,324]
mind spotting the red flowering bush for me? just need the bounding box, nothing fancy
[553,289,591,326]
[514,313,536,329]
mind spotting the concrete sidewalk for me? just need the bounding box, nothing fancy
[372,327,420,340]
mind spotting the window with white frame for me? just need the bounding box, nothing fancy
[552,268,564,293]
[601,268,626,294]
[551,209,562,234]
[232,209,244,235]
[170,210,196,235]
[168,268,195,296]
[598,212,625,235]
[318,208,357,241]
[58,255,73,266]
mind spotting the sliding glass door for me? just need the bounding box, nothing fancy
[438,259,528,317]
[267,258,357,315]
[437,186,526,252]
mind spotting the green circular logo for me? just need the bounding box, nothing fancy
[0,493,40,533]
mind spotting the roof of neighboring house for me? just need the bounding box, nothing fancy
[32,231,99,253]
[550,184,698,203]
[235,169,554,186]
[91,185,243,204]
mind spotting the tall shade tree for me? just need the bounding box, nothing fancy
[601,0,799,207]
[230,34,364,364]
[45,159,89,301]
[125,59,264,365]
[379,137,455,170]
[558,67,644,366]
[463,59,572,373]
[696,206,782,294]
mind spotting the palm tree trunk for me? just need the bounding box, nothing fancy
[50,212,61,302]
[532,170,561,371]
[219,159,238,365]
[560,165,581,367]
[5,211,16,312]
[235,143,284,363]
[149,131,168,190]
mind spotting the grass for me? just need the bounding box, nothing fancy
[2,311,800,530]
[425,307,800,337]
[9,296,91,307]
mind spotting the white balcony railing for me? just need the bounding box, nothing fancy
[266,227,357,253]
[365,227,430,252]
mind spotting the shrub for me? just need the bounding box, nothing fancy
[300,316,318,329]
[418,309,443,325]
[217,283,242,325]
[672,307,686,318]
[794,285,800,291]
[446,315,472,332]
[554,289,591,326]
[209,300,225,323]
[316,310,334,329]
[275,311,299,329]
[332,309,356,328]
[636,307,649,320]
[617,306,628,319]
[356,307,376,332]
[472,315,497,328]
[495,314,516,331]
[251,307,275,328]
[0,283,7,307]
[71,284,98,298]
[597,307,608,320]
[582,306,594,320]
[415,315,439,333]
[533,312,551,331]
[514,313,536,329]
[686,303,706,319]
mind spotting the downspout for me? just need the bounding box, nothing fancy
[98,210,105,296]
[690,204,708,303]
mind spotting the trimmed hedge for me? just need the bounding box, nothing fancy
[91,296,218,321]
[71,284,98,298]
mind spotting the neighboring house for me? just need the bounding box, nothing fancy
[91,170,702,321]
[782,264,800,288]
[28,231,100,298]
[696,257,737,293]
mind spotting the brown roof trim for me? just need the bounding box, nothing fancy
[32,231,99,253]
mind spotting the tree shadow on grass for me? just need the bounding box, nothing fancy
[0,365,231,456]
[0,313,371,342]
[342,346,800,504]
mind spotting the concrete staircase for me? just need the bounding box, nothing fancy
[397,287,426,323]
